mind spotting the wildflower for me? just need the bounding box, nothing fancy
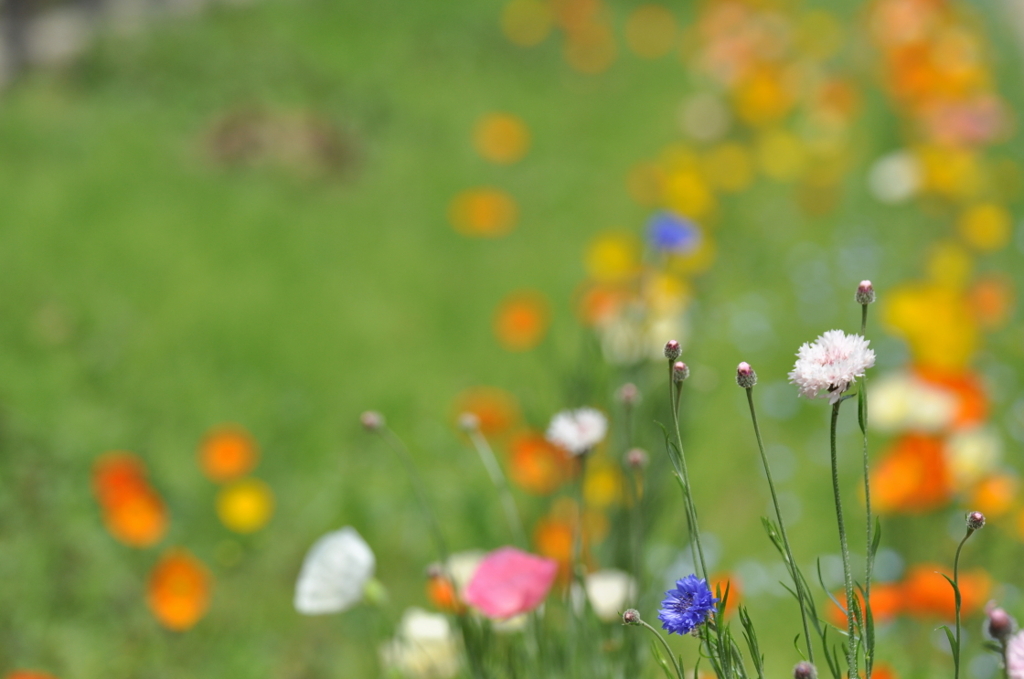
[294,526,375,615]
[788,330,875,404]
[425,550,485,613]
[672,361,690,383]
[215,478,274,534]
[622,608,641,625]
[625,447,649,470]
[198,425,258,482]
[856,280,876,305]
[509,432,574,495]
[584,569,638,622]
[735,361,757,388]
[793,661,817,679]
[493,290,550,351]
[986,604,1015,642]
[463,547,558,619]
[380,607,460,679]
[546,408,607,456]
[1008,630,1024,679]
[664,339,682,360]
[967,510,986,532]
[657,574,718,635]
[92,452,168,548]
[360,411,385,432]
[648,211,701,253]
[147,548,212,631]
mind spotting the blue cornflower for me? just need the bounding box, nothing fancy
[647,211,700,253]
[657,574,718,635]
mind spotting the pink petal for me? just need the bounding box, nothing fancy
[464,547,558,619]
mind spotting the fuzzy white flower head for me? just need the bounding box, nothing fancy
[585,569,638,622]
[788,330,875,404]
[546,407,608,455]
[1007,630,1024,679]
[294,526,375,615]
[380,607,460,678]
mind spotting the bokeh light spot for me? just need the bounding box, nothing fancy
[474,113,530,165]
[449,188,519,237]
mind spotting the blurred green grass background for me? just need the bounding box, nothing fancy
[1,0,1023,677]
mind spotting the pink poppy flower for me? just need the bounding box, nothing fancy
[464,547,558,619]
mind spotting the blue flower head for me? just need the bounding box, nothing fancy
[657,574,718,635]
[647,211,700,253]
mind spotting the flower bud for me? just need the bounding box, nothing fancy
[793,661,817,679]
[360,411,385,432]
[617,383,640,406]
[736,362,757,389]
[987,606,1015,642]
[672,361,689,383]
[664,340,681,361]
[967,511,986,532]
[856,280,876,305]
[625,448,649,470]
[622,608,641,625]
[457,412,480,433]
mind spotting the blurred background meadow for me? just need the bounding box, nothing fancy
[2,0,1024,677]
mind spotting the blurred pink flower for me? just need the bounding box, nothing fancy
[1008,630,1024,679]
[464,547,558,619]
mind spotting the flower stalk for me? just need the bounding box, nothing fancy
[829,399,858,678]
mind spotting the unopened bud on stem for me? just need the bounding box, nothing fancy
[622,608,641,626]
[967,510,986,532]
[793,661,817,679]
[617,383,640,406]
[625,448,649,470]
[856,280,876,305]
[672,362,689,383]
[664,340,681,361]
[736,362,757,389]
[987,605,1015,642]
[360,411,385,432]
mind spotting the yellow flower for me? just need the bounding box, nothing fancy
[216,478,275,534]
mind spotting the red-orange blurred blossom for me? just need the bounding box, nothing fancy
[92,452,169,548]
[198,424,259,483]
[147,548,213,631]
[871,434,952,514]
[508,432,576,495]
[5,672,60,679]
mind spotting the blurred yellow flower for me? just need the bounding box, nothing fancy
[703,143,754,193]
[957,203,1012,252]
[501,0,553,47]
[449,188,518,237]
[216,478,275,534]
[583,459,622,509]
[584,232,640,282]
[925,240,973,289]
[756,129,806,182]
[663,170,716,220]
[883,283,977,370]
[624,5,677,59]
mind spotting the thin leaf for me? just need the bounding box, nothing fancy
[650,640,676,679]
[871,518,883,558]
[858,388,868,434]
[940,625,960,665]
[817,559,846,613]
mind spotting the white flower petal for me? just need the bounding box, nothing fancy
[294,526,375,615]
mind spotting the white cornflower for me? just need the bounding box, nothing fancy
[788,330,875,404]
[1007,630,1024,679]
[294,526,375,615]
[546,408,608,455]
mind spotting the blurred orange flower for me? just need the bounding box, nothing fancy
[828,582,903,627]
[969,275,1015,329]
[970,475,1017,518]
[5,671,59,679]
[871,662,899,679]
[92,452,168,548]
[474,113,530,164]
[452,387,520,437]
[449,188,518,237]
[902,563,991,619]
[493,290,551,351]
[914,366,987,428]
[709,573,741,617]
[426,573,465,614]
[872,434,952,514]
[147,549,213,631]
[198,425,259,483]
[509,432,574,495]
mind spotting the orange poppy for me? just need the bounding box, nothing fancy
[452,387,520,437]
[92,452,149,508]
[147,549,213,631]
[426,573,465,614]
[902,563,991,619]
[828,582,903,627]
[871,434,952,514]
[871,662,899,679]
[914,367,987,428]
[198,425,259,483]
[970,475,1017,518]
[101,488,168,548]
[509,433,574,495]
[493,291,551,352]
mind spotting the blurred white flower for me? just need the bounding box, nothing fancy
[1007,630,1024,679]
[868,150,920,204]
[789,330,875,404]
[585,569,638,622]
[869,372,957,433]
[948,426,1003,489]
[380,607,460,679]
[294,526,375,615]
[546,408,608,455]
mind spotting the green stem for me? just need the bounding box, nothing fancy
[468,429,526,548]
[746,387,814,664]
[379,428,449,563]
[830,400,858,679]
[861,302,874,679]
[953,530,972,679]
[638,619,686,679]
